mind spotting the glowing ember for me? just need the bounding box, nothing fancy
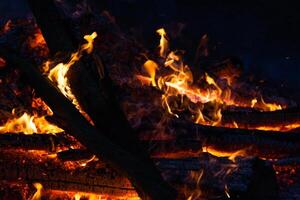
[46,32,97,124]
[0,57,6,68]
[0,110,63,134]
[26,27,49,57]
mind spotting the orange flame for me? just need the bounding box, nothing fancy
[46,32,97,124]
[137,28,286,128]
[0,110,63,134]
[156,28,169,58]
[30,183,43,200]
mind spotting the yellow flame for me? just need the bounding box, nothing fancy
[143,60,158,87]
[138,28,286,129]
[46,32,97,124]
[0,111,63,134]
[202,146,247,162]
[260,96,282,111]
[251,98,257,108]
[30,183,43,200]
[156,28,169,58]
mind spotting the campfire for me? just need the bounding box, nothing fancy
[0,1,299,199]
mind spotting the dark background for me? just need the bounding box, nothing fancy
[1,0,300,91]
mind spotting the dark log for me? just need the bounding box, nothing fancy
[0,51,176,200]
[156,154,278,200]
[141,120,300,159]
[222,107,300,129]
[0,149,137,198]
[24,0,177,199]
[0,132,73,151]
[26,0,76,53]
[0,149,278,200]
[2,127,300,160]
[26,1,171,198]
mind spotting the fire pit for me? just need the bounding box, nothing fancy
[0,0,299,199]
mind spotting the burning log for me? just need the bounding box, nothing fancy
[27,0,161,178]
[0,149,137,198]
[20,0,177,199]
[142,120,300,159]
[0,132,73,151]
[156,154,278,200]
[222,107,300,130]
[0,149,278,200]
[0,50,176,199]
[26,0,76,53]
[2,123,300,160]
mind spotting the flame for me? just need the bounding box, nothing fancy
[260,96,282,111]
[156,28,169,58]
[254,123,300,132]
[202,146,248,162]
[46,32,97,124]
[30,183,43,200]
[138,29,224,125]
[137,28,286,128]
[0,110,63,134]
[143,60,158,87]
[251,98,258,108]
[48,190,140,200]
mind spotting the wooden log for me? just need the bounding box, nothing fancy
[26,1,167,195]
[2,127,300,160]
[222,107,300,129]
[0,50,176,200]
[0,149,278,200]
[0,132,73,151]
[25,0,176,198]
[141,120,300,159]
[26,0,76,53]
[0,149,137,198]
[156,154,278,200]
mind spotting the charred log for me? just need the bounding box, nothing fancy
[25,1,170,197]
[2,126,300,160]
[141,120,300,159]
[0,132,73,151]
[0,51,176,200]
[0,149,137,198]
[222,107,300,129]
[0,150,278,200]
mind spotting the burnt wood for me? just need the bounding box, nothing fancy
[27,0,163,182]
[25,0,177,199]
[0,149,278,200]
[140,120,300,159]
[0,51,176,200]
[26,0,76,53]
[0,132,72,151]
[2,125,300,160]
[222,107,300,129]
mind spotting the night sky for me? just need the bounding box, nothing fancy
[1,0,300,92]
